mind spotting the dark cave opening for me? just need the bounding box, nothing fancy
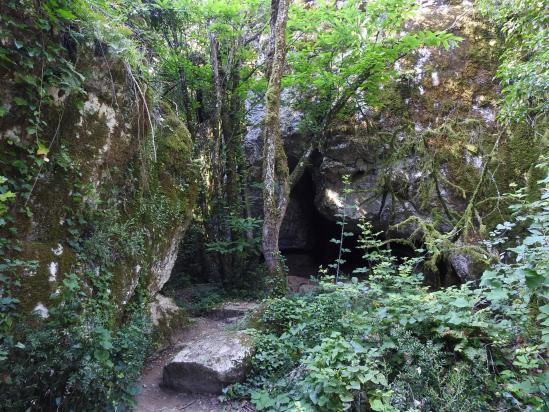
[278,169,448,283]
[279,169,370,278]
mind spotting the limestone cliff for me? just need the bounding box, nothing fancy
[245,0,540,283]
[0,15,197,329]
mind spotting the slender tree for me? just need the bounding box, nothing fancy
[261,0,291,287]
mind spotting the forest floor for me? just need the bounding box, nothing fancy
[134,302,258,412]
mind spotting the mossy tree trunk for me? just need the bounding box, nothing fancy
[262,0,291,290]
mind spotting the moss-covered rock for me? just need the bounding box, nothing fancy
[311,1,504,232]
[258,1,545,282]
[0,22,197,333]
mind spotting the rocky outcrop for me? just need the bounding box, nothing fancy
[1,29,197,324]
[244,1,535,282]
[150,294,188,345]
[287,275,318,294]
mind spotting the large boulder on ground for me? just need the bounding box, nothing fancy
[163,329,253,394]
[0,19,197,321]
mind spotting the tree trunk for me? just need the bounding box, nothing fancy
[164,27,196,137]
[265,0,280,80]
[208,29,224,199]
[262,0,291,290]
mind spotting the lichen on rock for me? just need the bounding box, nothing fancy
[0,29,197,336]
[163,329,253,394]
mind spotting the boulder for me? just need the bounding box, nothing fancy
[0,36,197,316]
[306,0,502,238]
[447,241,492,283]
[163,329,253,394]
[242,1,536,282]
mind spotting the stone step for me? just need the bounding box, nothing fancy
[204,301,259,321]
[162,329,253,394]
[162,302,258,394]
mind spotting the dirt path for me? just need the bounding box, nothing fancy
[134,303,257,412]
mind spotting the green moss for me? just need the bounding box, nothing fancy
[5,62,197,322]
[500,123,546,192]
[157,104,193,175]
[16,241,76,312]
[106,103,197,312]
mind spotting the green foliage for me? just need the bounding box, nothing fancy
[0,1,195,410]
[227,170,549,411]
[0,23,161,407]
[476,0,548,125]
[206,215,262,256]
[481,162,549,347]
[1,178,157,410]
[0,177,15,217]
[204,214,266,290]
[132,0,269,284]
[286,0,461,130]
[0,1,86,270]
[0,167,159,411]
[1,0,547,410]
[0,272,152,411]
[387,329,490,412]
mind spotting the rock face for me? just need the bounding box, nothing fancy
[244,0,536,282]
[306,0,501,237]
[0,20,197,325]
[287,275,318,294]
[163,329,253,394]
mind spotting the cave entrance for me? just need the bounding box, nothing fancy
[279,169,366,278]
[279,168,426,280]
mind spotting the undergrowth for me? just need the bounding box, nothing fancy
[0,279,152,411]
[226,165,549,411]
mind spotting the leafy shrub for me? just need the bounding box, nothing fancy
[0,273,152,411]
[387,329,491,412]
[227,167,549,411]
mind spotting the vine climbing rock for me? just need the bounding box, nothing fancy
[161,302,257,394]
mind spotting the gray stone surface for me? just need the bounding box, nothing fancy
[163,326,253,393]
[162,302,258,394]
[243,0,499,281]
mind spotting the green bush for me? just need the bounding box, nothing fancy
[0,272,152,411]
[227,168,549,411]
